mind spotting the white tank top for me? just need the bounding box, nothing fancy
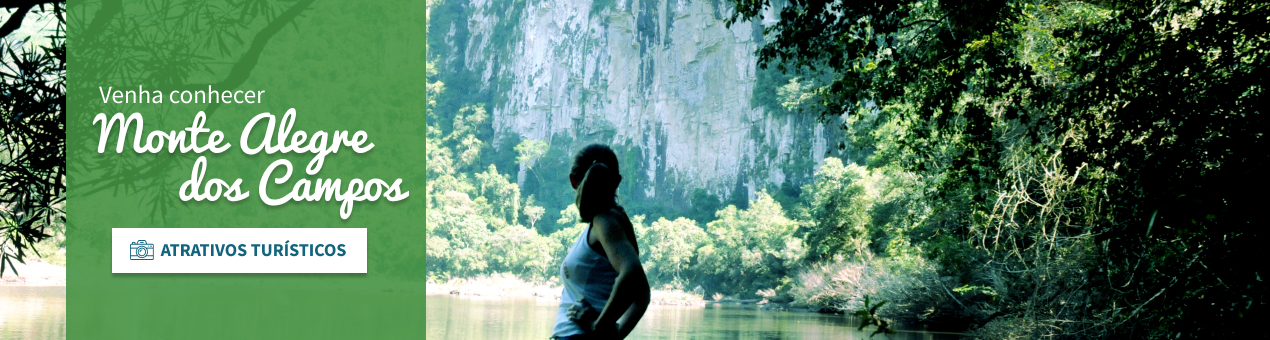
[552,222,619,336]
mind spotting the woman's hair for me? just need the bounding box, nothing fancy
[571,144,620,223]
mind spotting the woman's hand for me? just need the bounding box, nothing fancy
[567,300,617,336]
[566,300,600,331]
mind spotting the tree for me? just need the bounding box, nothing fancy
[776,76,820,113]
[473,164,521,227]
[514,139,548,170]
[728,0,1266,337]
[1,2,64,276]
[642,217,707,286]
[546,204,587,267]
[523,195,545,230]
[696,192,805,296]
[514,138,549,194]
[429,190,493,276]
[688,188,722,224]
[489,224,556,280]
[802,157,873,262]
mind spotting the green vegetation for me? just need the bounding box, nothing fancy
[427,56,942,310]
[855,295,896,338]
[1,2,65,275]
[427,78,941,312]
[428,0,1263,338]
[725,0,1265,338]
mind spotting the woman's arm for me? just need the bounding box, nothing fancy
[615,302,645,338]
[590,213,650,338]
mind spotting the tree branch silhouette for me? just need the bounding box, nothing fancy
[1,0,63,276]
[80,0,119,44]
[79,0,315,198]
[0,4,33,38]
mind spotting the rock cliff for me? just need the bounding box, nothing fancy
[431,0,840,208]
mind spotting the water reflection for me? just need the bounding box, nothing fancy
[426,295,961,340]
[0,286,66,340]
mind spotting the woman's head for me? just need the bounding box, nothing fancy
[570,144,621,222]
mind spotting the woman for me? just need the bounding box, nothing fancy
[551,144,650,339]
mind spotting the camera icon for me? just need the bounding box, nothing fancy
[130,240,155,260]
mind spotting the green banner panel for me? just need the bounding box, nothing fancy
[67,0,427,338]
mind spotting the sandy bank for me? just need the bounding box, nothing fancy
[1,260,66,286]
[426,275,707,306]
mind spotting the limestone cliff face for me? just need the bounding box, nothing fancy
[440,0,835,206]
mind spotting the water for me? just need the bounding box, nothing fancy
[2,287,962,339]
[0,286,66,340]
[426,295,962,340]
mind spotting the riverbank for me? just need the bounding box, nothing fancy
[427,274,560,299]
[1,259,66,286]
[426,274,707,306]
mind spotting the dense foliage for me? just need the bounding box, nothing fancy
[726,0,1265,338]
[1,2,65,276]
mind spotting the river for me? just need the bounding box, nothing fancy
[0,286,66,339]
[427,295,962,339]
[2,287,962,339]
